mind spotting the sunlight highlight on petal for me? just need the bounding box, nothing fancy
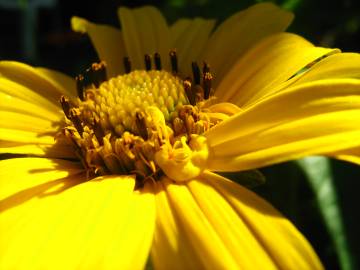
[0,159,155,270]
[201,3,293,86]
[206,79,360,171]
[216,33,338,106]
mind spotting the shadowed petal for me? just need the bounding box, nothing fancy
[118,6,171,70]
[71,17,126,78]
[170,18,216,76]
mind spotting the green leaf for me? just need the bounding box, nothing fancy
[297,157,353,270]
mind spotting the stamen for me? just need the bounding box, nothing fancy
[145,54,152,71]
[154,52,162,70]
[192,62,201,85]
[135,111,148,140]
[169,50,178,73]
[203,62,210,74]
[203,72,213,99]
[91,61,107,87]
[76,74,85,101]
[93,117,104,144]
[60,95,71,119]
[183,78,195,106]
[124,57,131,74]
[69,108,83,136]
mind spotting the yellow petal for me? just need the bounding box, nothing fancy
[152,177,239,269]
[0,142,75,158]
[151,180,204,270]
[152,174,322,269]
[216,33,338,106]
[71,17,126,78]
[287,52,360,86]
[255,53,360,105]
[0,111,58,132]
[202,171,323,269]
[0,77,61,114]
[201,3,293,86]
[118,6,171,70]
[170,18,216,76]
[205,79,360,171]
[35,67,77,98]
[0,91,60,122]
[0,61,74,104]
[0,158,155,270]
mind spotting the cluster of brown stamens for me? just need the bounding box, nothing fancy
[58,50,217,186]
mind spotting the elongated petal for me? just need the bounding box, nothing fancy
[287,53,360,86]
[0,91,60,122]
[151,180,204,270]
[118,6,170,70]
[0,74,72,157]
[0,158,155,270]
[201,3,293,85]
[0,61,75,104]
[35,67,77,98]
[205,79,360,171]
[170,18,216,76]
[0,77,61,114]
[255,53,360,105]
[152,174,322,269]
[152,177,239,269]
[216,33,338,106]
[71,17,126,78]
[202,171,323,269]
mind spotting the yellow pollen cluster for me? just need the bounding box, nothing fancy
[83,70,188,136]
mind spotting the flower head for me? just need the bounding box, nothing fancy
[1,3,360,269]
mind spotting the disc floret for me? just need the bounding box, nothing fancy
[59,52,219,186]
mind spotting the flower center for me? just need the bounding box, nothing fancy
[84,70,188,136]
[59,53,219,187]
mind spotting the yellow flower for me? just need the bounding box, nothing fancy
[1,3,360,269]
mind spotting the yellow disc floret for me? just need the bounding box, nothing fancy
[82,70,188,136]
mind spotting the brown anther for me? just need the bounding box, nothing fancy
[183,78,195,105]
[144,54,152,71]
[172,117,185,136]
[169,50,178,73]
[91,61,107,87]
[124,57,131,74]
[154,53,162,70]
[191,62,201,85]
[60,95,71,119]
[203,62,210,74]
[69,108,84,136]
[135,111,148,140]
[93,117,105,145]
[203,72,213,99]
[193,85,204,102]
[76,74,85,101]
[184,115,195,136]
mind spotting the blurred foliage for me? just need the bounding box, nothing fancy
[0,0,360,269]
[298,157,353,270]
